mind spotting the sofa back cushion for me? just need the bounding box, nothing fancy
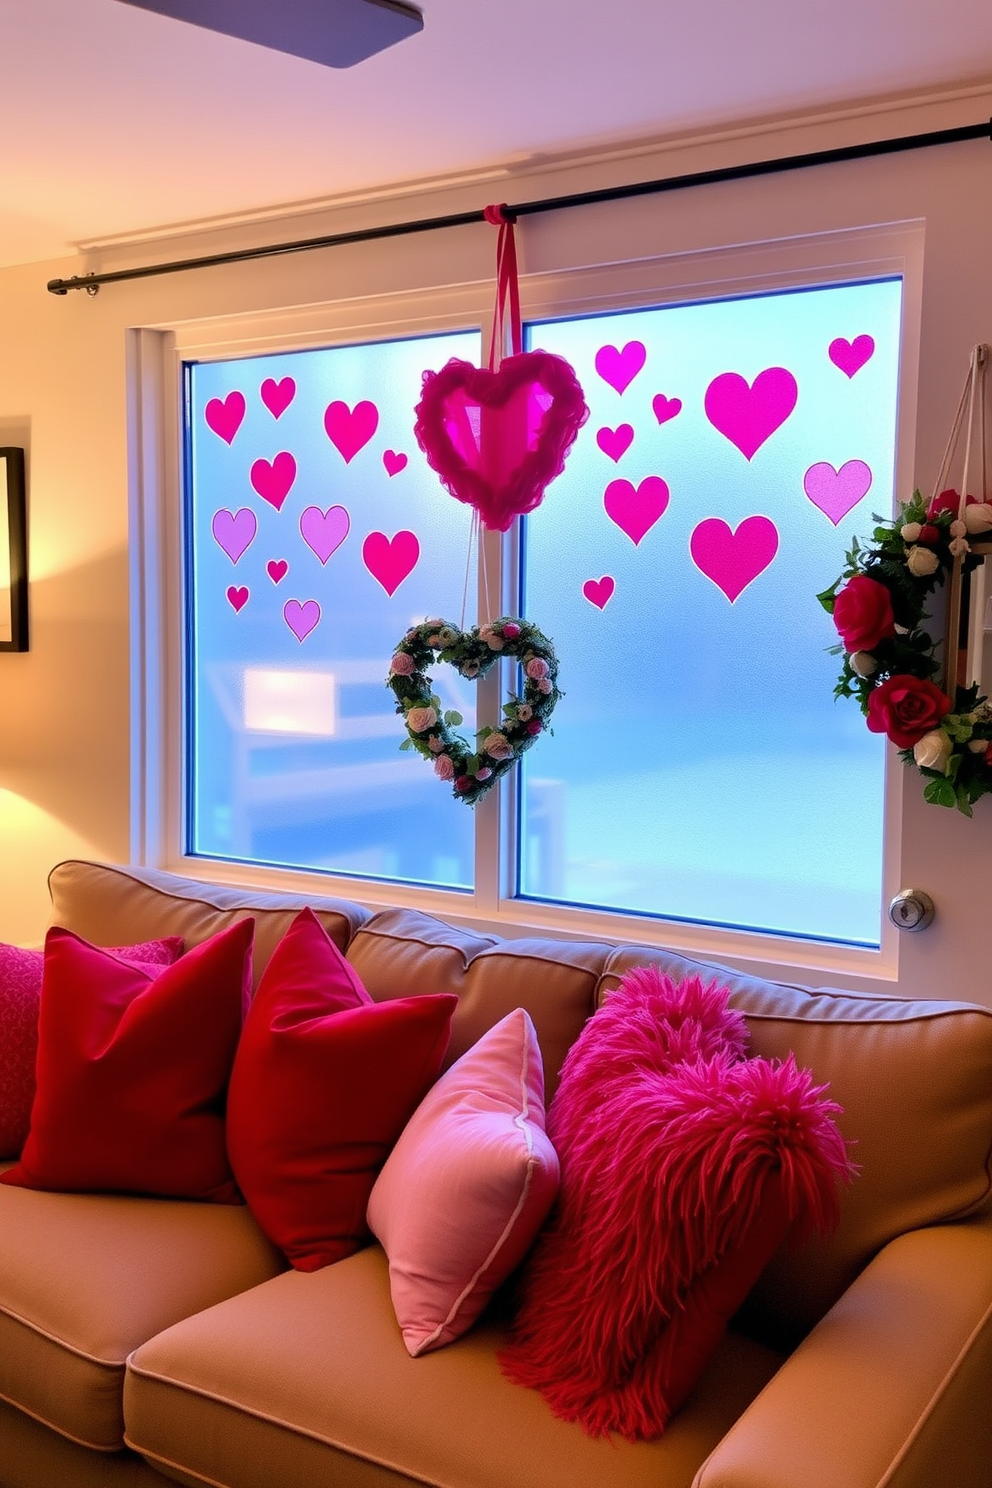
[600,946,992,1344]
[47,861,370,989]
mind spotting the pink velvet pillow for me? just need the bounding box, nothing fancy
[0,935,184,1159]
[368,1007,559,1356]
[227,908,457,1272]
[1,923,249,1201]
[499,967,854,1440]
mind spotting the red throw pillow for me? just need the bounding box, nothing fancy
[499,967,853,1440]
[226,907,457,1271]
[0,936,184,1160]
[1,922,252,1202]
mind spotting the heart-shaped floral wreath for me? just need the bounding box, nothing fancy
[387,617,561,805]
[819,487,992,814]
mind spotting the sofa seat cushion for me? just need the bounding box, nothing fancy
[0,1172,285,1451]
[124,1245,784,1488]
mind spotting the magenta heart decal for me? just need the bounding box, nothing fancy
[803,459,873,525]
[324,400,379,463]
[594,341,646,395]
[604,476,670,546]
[250,452,297,511]
[226,585,249,613]
[583,576,615,610]
[266,559,288,584]
[704,368,798,460]
[260,377,295,419]
[690,516,779,602]
[596,425,634,463]
[414,352,588,531]
[300,505,350,564]
[205,392,245,445]
[211,507,256,564]
[383,449,408,477]
[363,530,420,597]
[652,394,682,426]
[284,599,321,643]
[829,335,874,378]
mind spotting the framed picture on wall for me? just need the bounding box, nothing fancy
[0,448,28,652]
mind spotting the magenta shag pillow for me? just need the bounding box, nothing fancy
[499,967,853,1441]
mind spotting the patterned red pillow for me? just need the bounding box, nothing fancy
[499,967,853,1440]
[0,936,184,1160]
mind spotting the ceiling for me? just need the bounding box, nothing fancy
[2,0,992,270]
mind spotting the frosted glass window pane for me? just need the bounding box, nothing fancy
[519,280,902,945]
[186,330,480,889]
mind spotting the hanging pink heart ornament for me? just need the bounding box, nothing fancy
[414,206,588,531]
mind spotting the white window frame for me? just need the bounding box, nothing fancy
[129,217,924,987]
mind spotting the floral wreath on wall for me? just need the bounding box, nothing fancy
[818,488,992,815]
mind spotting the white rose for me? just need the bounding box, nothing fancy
[949,536,971,558]
[906,545,940,577]
[950,519,967,538]
[964,503,992,534]
[406,705,437,733]
[913,730,952,772]
[850,651,878,677]
[900,521,922,542]
[968,737,988,753]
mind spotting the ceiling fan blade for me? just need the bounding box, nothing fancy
[114,0,423,69]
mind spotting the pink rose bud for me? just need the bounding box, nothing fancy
[475,767,493,780]
[502,623,521,639]
[537,677,553,694]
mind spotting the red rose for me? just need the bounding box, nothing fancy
[525,718,543,736]
[866,675,952,748]
[927,489,976,521]
[832,575,896,653]
[918,524,940,545]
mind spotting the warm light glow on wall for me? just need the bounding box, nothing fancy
[242,669,338,736]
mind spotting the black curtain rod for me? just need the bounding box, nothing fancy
[47,118,991,296]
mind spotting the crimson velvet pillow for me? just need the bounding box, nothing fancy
[499,967,854,1441]
[226,907,457,1271]
[1,921,252,1203]
[0,935,184,1159]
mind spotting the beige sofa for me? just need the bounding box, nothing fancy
[1,859,991,1488]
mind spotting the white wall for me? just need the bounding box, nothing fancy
[1,88,991,1004]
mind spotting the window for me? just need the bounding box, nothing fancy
[173,233,913,955]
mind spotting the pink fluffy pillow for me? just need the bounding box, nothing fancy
[499,967,853,1440]
[0,936,184,1159]
[367,1008,559,1356]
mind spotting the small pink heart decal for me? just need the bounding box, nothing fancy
[260,377,295,419]
[250,452,297,511]
[704,368,798,460]
[205,392,245,445]
[300,505,350,564]
[284,599,321,643]
[226,585,249,613]
[604,476,670,546]
[266,559,288,584]
[383,449,408,477]
[362,530,420,597]
[803,459,873,525]
[690,516,779,602]
[583,576,615,610]
[324,400,379,463]
[652,394,682,425]
[829,335,874,378]
[211,507,256,564]
[596,425,634,463]
[595,342,646,395]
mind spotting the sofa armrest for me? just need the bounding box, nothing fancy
[695,1214,992,1488]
